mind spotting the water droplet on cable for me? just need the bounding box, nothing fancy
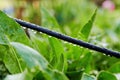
[34,31,37,34]
[107,55,110,57]
[103,54,106,56]
[48,36,52,38]
[39,32,42,34]
[73,44,77,47]
[64,41,68,44]
[23,27,26,29]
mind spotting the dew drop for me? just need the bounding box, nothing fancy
[64,41,68,44]
[80,47,83,49]
[103,54,106,56]
[48,36,52,38]
[23,27,26,29]
[39,32,42,34]
[34,31,37,34]
[107,55,110,57]
[73,44,77,47]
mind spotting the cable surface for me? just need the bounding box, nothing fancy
[14,18,120,58]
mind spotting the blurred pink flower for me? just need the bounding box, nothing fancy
[102,0,115,11]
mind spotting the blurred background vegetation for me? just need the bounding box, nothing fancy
[0,0,120,79]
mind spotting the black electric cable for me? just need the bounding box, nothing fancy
[14,18,120,58]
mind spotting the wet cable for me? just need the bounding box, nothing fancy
[14,18,120,58]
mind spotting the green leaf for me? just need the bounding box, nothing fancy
[76,51,92,70]
[109,62,120,73]
[49,37,64,60]
[81,73,96,80]
[66,70,83,80]
[0,11,31,73]
[11,42,48,70]
[3,47,24,73]
[49,37,65,71]
[0,11,30,45]
[80,9,97,39]
[9,42,68,80]
[0,26,9,45]
[0,45,8,60]
[4,69,34,80]
[41,7,60,29]
[44,69,69,80]
[29,32,50,61]
[68,51,92,72]
[97,71,117,80]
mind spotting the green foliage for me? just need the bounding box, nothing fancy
[97,71,117,80]
[11,42,48,70]
[49,37,65,71]
[80,9,97,39]
[41,7,60,29]
[0,10,68,80]
[81,73,96,80]
[109,62,120,73]
[0,11,31,74]
[4,70,34,80]
[0,0,120,79]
